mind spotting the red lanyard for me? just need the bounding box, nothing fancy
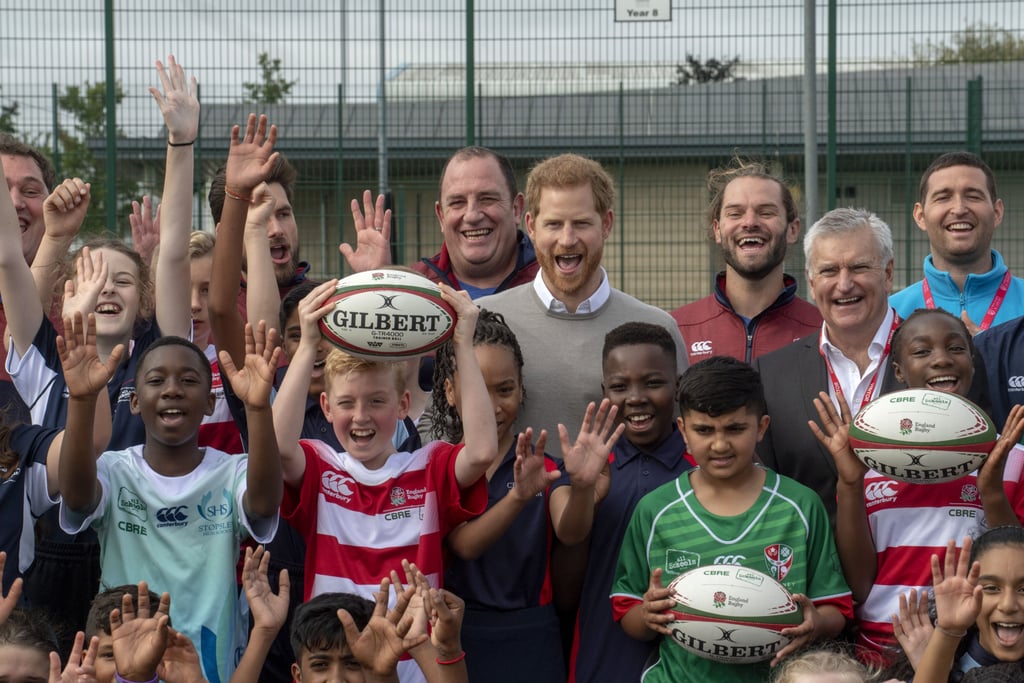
[819,312,899,413]
[922,271,1011,333]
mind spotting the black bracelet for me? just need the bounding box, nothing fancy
[167,139,195,147]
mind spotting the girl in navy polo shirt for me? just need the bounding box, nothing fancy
[432,309,622,683]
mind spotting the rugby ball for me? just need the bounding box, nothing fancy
[318,270,457,360]
[848,389,996,484]
[665,565,803,663]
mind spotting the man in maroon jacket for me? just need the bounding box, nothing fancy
[341,146,538,298]
[672,158,821,364]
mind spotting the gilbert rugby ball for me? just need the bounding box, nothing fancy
[318,270,457,360]
[848,389,996,484]
[665,565,802,663]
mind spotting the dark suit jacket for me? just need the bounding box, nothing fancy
[753,331,903,523]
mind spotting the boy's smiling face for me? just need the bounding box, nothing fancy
[602,343,677,448]
[131,344,215,447]
[678,406,769,482]
[321,367,409,470]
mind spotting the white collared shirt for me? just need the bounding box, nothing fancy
[531,267,611,315]
[819,307,897,412]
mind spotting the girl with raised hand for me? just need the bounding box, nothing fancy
[914,530,1024,682]
[432,309,622,683]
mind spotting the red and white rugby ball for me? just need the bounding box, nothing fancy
[848,389,996,484]
[318,270,457,360]
[665,565,803,663]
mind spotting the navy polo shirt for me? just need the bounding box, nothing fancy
[445,441,562,610]
[975,315,1024,431]
[0,424,61,592]
[557,427,692,683]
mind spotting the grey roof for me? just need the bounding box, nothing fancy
[113,61,1023,161]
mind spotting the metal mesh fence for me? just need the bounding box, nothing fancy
[2,1,1021,309]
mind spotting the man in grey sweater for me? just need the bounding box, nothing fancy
[478,153,686,444]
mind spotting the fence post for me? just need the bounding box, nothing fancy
[195,82,203,233]
[904,76,914,285]
[617,81,625,292]
[966,77,983,154]
[337,83,346,276]
[826,0,837,211]
[51,83,61,178]
[104,0,117,235]
[465,0,475,146]
[802,0,818,226]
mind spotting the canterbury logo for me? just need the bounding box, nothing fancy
[1007,376,1024,390]
[713,555,746,565]
[322,472,355,498]
[691,340,713,354]
[155,506,188,523]
[865,481,898,500]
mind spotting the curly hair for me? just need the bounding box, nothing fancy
[430,309,524,442]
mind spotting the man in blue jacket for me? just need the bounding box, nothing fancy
[890,151,1024,334]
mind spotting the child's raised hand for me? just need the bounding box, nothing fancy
[296,279,339,349]
[892,587,934,670]
[438,283,478,345]
[110,582,172,682]
[62,246,107,320]
[244,182,277,234]
[513,428,560,502]
[339,190,392,273]
[423,584,466,662]
[979,404,1024,494]
[219,321,281,411]
[43,178,90,241]
[149,55,199,146]
[808,391,867,486]
[157,629,204,683]
[638,568,675,637]
[0,552,22,625]
[931,537,981,636]
[225,114,279,195]
[560,399,624,491]
[128,197,160,268]
[49,631,99,683]
[57,312,124,400]
[338,573,427,677]
[242,545,290,636]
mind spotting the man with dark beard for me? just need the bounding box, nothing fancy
[671,158,821,364]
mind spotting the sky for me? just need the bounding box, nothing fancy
[1,0,1021,136]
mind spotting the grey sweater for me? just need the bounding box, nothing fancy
[477,285,688,447]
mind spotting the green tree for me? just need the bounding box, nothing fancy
[913,24,1024,64]
[57,81,139,235]
[676,54,741,85]
[242,52,297,104]
[0,86,18,134]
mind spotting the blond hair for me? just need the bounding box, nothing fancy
[324,349,406,396]
[188,230,215,259]
[772,649,879,683]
